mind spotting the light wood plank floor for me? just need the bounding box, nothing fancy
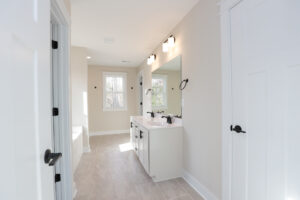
[74,134,204,200]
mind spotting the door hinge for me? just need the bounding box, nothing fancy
[140,102,143,106]
[140,82,142,86]
[140,130,143,139]
[55,174,61,183]
[52,107,59,116]
[52,40,58,49]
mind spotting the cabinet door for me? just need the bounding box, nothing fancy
[130,122,134,145]
[138,129,144,163]
[142,130,149,174]
[134,126,139,153]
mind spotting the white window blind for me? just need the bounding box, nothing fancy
[152,74,168,109]
[103,72,127,111]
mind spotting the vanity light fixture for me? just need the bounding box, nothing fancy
[147,57,152,65]
[162,35,176,53]
[150,54,156,63]
[162,41,169,52]
[168,35,175,48]
[147,54,156,65]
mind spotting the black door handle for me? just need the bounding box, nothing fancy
[44,149,62,166]
[230,125,246,133]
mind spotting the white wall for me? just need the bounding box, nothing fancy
[63,0,71,14]
[138,0,222,199]
[88,66,138,134]
[71,46,90,152]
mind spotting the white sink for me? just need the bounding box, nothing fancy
[146,121,165,126]
[131,116,182,130]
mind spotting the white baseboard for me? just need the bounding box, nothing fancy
[183,170,219,200]
[83,146,91,153]
[90,129,130,136]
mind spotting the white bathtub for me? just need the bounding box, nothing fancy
[72,126,83,173]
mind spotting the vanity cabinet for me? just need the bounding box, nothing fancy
[130,116,183,182]
[131,122,149,173]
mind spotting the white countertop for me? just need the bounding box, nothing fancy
[131,116,182,130]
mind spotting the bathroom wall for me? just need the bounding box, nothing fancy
[63,0,71,14]
[71,46,90,151]
[138,0,222,199]
[88,66,138,134]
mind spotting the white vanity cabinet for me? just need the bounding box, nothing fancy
[130,121,149,173]
[130,116,183,182]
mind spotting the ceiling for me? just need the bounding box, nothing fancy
[71,0,199,67]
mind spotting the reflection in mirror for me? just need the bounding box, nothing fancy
[152,55,181,116]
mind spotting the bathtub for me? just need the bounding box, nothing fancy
[72,126,83,173]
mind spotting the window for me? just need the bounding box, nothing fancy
[103,72,127,111]
[152,74,167,109]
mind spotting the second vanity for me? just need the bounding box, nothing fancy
[130,116,183,182]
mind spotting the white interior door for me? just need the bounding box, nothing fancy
[230,0,300,200]
[0,1,55,200]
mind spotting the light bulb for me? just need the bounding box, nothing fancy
[150,54,155,63]
[168,36,175,48]
[147,57,152,65]
[162,42,169,52]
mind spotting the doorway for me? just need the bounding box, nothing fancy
[51,19,63,200]
[50,2,73,199]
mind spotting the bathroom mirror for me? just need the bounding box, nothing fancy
[151,55,182,116]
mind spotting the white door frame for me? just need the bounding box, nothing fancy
[50,1,73,200]
[220,0,243,200]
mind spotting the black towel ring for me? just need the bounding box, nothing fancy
[179,79,189,90]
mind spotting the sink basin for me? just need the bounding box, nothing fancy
[131,116,182,130]
[146,121,165,126]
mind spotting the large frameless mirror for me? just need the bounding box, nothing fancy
[151,55,182,116]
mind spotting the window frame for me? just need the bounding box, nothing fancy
[151,74,168,110]
[103,72,128,112]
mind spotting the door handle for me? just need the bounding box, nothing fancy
[230,125,246,133]
[44,149,62,166]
